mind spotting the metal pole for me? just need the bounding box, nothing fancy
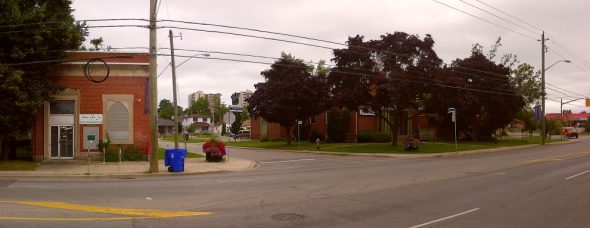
[169,30,179,150]
[297,121,300,149]
[454,120,458,153]
[148,0,159,173]
[541,31,546,145]
[561,98,563,140]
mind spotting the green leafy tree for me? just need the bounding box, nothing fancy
[248,52,329,144]
[230,112,243,135]
[186,124,197,135]
[511,63,541,106]
[515,107,537,137]
[231,92,240,105]
[0,0,87,160]
[90,37,103,50]
[187,97,211,116]
[158,99,174,120]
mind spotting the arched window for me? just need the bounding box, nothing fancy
[103,95,134,144]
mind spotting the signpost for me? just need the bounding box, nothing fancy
[86,134,96,175]
[297,120,302,149]
[448,108,457,154]
[227,105,243,161]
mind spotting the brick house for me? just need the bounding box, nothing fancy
[250,108,432,142]
[31,51,150,161]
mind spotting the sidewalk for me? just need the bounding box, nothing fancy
[0,157,256,178]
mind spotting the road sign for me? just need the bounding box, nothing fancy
[586,98,590,107]
[229,105,243,113]
[298,120,302,125]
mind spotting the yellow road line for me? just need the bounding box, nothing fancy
[525,152,590,164]
[0,201,211,221]
[0,216,150,221]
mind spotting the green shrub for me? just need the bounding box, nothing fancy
[105,150,118,162]
[260,134,270,142]
[122,145,145,161]
[357,131,391,143]
[104,145,145,162]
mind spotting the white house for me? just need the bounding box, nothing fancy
[181,114,212,133]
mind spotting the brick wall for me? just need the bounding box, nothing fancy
[31,52,150,160]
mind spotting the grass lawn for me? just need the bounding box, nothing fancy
[226,136,566,154]
[161,135,211,143]
[157,148,204,160]
[0,160,38,171]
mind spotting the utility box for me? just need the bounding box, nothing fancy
[83,127,99,149]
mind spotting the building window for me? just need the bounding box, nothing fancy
[50,101,75,114]
[103,95,133,144]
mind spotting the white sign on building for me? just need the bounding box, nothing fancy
[80,114,103,124]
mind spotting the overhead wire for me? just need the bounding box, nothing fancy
[458,0,539,36]
[474,0,543,32]
[430,0,537,41]
[157,53,521,97]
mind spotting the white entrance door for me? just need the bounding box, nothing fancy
[50,125,74,159]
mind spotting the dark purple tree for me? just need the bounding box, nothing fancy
[247,53,329,144]
[328,32,443,145]
[427,51,525,140]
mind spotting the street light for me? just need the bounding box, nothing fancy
[541,58,571,145]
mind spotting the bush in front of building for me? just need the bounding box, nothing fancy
[357,132,391,143]
[104,145,145,162]
[260,134,270,142]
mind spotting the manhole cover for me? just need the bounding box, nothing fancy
[271,213,305,221]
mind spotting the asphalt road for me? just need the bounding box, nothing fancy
[1,139,589,227]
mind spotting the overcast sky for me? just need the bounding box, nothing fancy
[71,0,589,113]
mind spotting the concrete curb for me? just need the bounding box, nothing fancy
[0,158,258,179]
[228,139,582,158]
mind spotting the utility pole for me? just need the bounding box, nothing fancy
[169,29,180,149]
[148,0,159,172]
[541,31,546,145]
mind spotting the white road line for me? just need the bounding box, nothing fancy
[217,178,273,183]
[408,208,480,228]
[259,158,316,164]
[565,170,589,180]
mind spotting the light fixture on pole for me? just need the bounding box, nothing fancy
[540,42,570,146]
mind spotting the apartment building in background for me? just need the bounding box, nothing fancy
[238,89,253,107]
[187,90,221,107]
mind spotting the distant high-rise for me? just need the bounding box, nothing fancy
[239,89,253,107]
[188,90,221,107]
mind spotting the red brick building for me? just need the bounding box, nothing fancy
[250,109,432,142]
[31,52,150,161]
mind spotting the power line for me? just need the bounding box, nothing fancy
[430,0,537,41]
[157,25,336,50]
[546,83,588,97]
[157,53,521,97]
[546,34,590,70]
[458,0,539,36]
[474,0,544,32]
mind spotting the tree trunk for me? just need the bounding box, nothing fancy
[0,136,11,161]
[390,124,399,146]
[285,125,292,145]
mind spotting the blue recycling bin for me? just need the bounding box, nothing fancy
[165,149,187,172]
